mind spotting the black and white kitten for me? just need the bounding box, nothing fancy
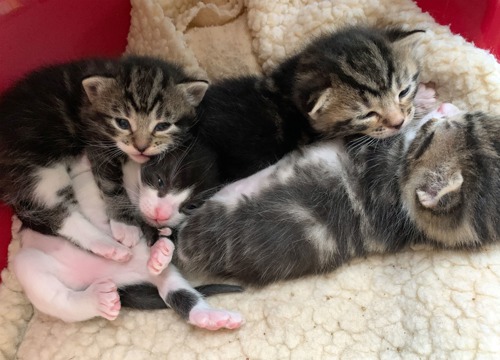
[194,25,424,182]
[12,158,243,330]
[0,56,208,261]
[173,103,500,286]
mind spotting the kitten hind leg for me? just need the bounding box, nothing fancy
[12,246,120,322]
[154,265,243,330]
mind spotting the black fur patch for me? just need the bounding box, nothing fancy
[165,289,200,319]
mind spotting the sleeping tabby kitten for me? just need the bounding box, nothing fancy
[173,103,500,285]
[0,56,207,261]
[195,25,424,182]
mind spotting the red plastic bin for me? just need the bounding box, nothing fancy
[0,0,499,275]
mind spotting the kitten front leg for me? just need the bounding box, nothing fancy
[152,265,243,330]
[147,229,174,275]
[86,150,144,247]
[31,163,132,262]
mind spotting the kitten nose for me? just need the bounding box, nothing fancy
[155,207,171,222]
[135,144,148,153]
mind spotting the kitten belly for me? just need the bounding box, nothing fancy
[20,229,151,289]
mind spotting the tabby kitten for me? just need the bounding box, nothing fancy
[0,56,208,261]
[195,25,424,182]
[173,104,500,285]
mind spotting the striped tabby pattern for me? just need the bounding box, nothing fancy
[174,108,500,286]
[0,56,206,254]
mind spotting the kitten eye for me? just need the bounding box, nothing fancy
[180,201,201,215]
[399,86,411,99]
[115,118,130,130]
[361,111,378,119]
[154,122,171,132]
[157,176,165,188]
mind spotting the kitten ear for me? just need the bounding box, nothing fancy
[385,28,425,48]
[308,88,332,120]
[416,170,463,209]
[82,76,117,103]
[177,81,209,106]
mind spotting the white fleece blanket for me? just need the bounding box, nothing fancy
[1,0,500,359]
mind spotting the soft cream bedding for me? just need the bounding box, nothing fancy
[1,0,500,358]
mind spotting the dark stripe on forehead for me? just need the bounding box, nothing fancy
[147,93,164,114]
[413,131,434,160]
[332,60,381,96]
[125,89,141,112]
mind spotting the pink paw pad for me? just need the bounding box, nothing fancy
[189,307,244,330]
[147,237,175,275]
[90,280,121,321]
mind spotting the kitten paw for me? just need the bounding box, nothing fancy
[88,279,121,321]
[147,237,175,275]
[110,220,142,248]
[158,227,172,237]
[91,241,132,262]
[189,307,244,330]
[414,83,438,116]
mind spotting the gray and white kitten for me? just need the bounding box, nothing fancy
[0,56,208,261]
[12,158,243,330]
[172,103,500,286]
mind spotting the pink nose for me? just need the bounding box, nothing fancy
[154,207,171,222]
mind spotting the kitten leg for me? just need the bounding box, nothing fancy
[147,234,175,275]
[34,163,132,262]
[12,246,120,322]
[59,212,132,262]
[154,265,243,330]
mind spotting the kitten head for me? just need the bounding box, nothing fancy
[401,105,497,247]
[81,56,208,164]
[293,26,424,139]
[138,140,220,228]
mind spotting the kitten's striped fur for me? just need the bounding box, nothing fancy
[0,56,207,259]
[195,26,424,183]
[175,106,500,286]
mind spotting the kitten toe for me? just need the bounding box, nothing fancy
[88,280,121,321]
[91,241,132,262]
[110,220,142,248]
[147,237,174,275]
[188,306,244,330]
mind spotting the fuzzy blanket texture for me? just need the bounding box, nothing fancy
[1,0,500,359]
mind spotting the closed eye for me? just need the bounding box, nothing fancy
[154,122,171,132]
[360,111,378,119]
[399,85,411,99]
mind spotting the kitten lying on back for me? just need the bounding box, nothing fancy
[0,56,208,261]
[195,25,424,182]
[173,103,500,285]
[12,158,243,330]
